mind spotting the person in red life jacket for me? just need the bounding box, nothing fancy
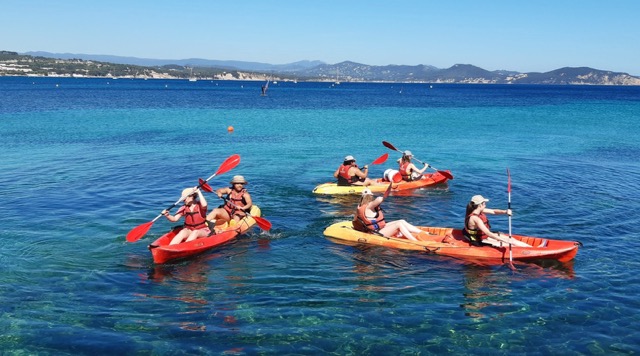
[205,175,253,230]
[397,150,428,181]
[334,155,375,186]
[162,187,209,245]
[353,188,422,241]
[463,195,530,247]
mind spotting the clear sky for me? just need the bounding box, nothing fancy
[2,0,639,75]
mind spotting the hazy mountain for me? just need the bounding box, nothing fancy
[8,51,640,85]
[23,51,324,72]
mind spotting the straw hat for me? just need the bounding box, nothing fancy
[182,188,197,199]
[230,175,248,184]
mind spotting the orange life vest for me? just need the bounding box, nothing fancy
[464,212,491,245]
[399,161,412,181]
[224,188,248,218]
[356,203,386,232]
[337,164,357,186]
[178,202,208,230]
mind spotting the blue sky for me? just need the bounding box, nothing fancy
[2,0,639,75]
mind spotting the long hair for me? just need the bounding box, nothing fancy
[464,201,478,228]
[356,194,375,216]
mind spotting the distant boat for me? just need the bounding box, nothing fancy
[188,67,197,82]
[335,68,340,85]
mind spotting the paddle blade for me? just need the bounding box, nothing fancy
[372,153,389,165]
[382,141,400,152]
[199,178,213,193]
[216,154,241,176]
[438,170,454,180]
[126,220,154,242]
[383,182,393,199]
[507,168,511,193]
[253,216,272,231]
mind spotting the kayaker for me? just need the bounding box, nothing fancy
[463,195,531,247]
[205,175,253,230]
[162,187,210,245]
[353,188,422,241]
[397,150,428,181]
[334,155,375,186]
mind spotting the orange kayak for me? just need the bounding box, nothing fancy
[323,221,580,263]
[312,171,452,195]
[148,205,261,264]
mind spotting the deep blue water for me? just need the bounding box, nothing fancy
[1,77,640,354]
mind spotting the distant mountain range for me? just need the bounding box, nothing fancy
[12,51,640,85]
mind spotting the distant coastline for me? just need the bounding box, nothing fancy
[2,50,640,85]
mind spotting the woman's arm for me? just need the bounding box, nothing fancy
[240,192,253,210]
[353,166,368,179]
[162,210,182,223]
[368,196,384,209]
[484,208,512,216]
[215,187,231,199]
[197,189,207,208]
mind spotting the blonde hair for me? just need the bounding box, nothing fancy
[356,194,375,215]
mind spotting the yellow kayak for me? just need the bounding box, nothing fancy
[312,171,452,195]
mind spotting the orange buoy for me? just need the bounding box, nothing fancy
[227,126,234,132]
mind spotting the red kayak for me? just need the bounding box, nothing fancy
[148,205,262,264]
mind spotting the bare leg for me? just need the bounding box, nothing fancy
[379,220,418,241]
[184,228,210,242]
[206,208,231,226]
[396,219,422,234]
[170,229,191,245]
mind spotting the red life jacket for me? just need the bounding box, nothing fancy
[356,203,386,232]
[224,188,248,218]
[337,164,357,186]
[399,161,412,181]
[464,212,491,244]
[178,202,208,230]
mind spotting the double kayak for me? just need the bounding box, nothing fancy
[323,221,580,263]
[148,205,262,264]
[312,171,453,195]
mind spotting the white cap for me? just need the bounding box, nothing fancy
[471,195,489,205]
[361,188,373,196]
[344,155,355,162]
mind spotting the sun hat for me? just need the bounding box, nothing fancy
[230,175,248,184]
[361,188,373,196]
[403,150,413,157]
[471,195,489,205]
[182,188,197,199]
[344,155,355,162]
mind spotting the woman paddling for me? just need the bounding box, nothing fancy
[162,187,210,245]
[397,150,428,181]
[206,175,253,229]
[463,195,530,247]
[334,155,375,186]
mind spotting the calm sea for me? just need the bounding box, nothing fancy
[1,77,639,355]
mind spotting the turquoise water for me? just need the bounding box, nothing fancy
[1,77,639,354]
